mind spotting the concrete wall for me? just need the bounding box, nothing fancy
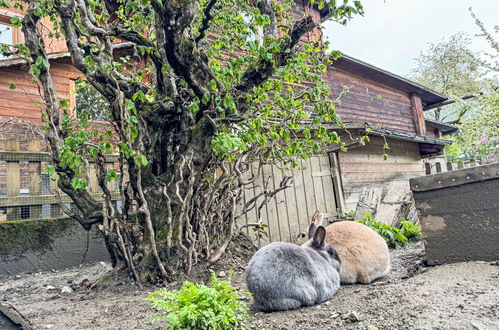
[410,163,499,265]
[0,217,109,275]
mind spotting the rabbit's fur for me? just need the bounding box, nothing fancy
[246,225,341,312]
[296,211,390,284]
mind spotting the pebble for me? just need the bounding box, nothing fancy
[46,285,57,291]
[347,311,360,322]
[61,286,73,294]
[422,291,430,297]
[218,271,226,277]
[366,325,379,330]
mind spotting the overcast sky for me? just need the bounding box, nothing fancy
[323,0,498,77]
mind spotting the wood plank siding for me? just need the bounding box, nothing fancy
[337,136,425,212]
[0,59,81,126]
[327,68,418,134]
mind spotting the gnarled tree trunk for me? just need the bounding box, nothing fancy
[15,0,362,282]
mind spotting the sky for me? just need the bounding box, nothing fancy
[323,0,499,78]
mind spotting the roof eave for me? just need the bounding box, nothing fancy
[323,122,452,146]
[0,42,135,69]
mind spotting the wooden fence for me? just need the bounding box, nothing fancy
[1,137,340,245]
[424,156,495,175]
[0,138,120,222]
[241,154,339,244]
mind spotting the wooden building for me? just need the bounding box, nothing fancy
[322,55,451,225]
[0,3,453,243]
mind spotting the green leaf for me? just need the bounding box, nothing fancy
[60,98,69,107]
[134,154,149,167]
[8,82,16,90]
[106,169,117,181]
[209,79,217,91]
[189,103,199,115]
[71,177,88,190]
[201,91,211,105]
[10,16,21,28]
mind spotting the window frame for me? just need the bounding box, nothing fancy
[0,11,24,47]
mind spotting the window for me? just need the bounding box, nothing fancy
[0,22,13,59]
[0,11,24,59]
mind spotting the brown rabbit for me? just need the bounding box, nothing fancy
[296,211,390,284]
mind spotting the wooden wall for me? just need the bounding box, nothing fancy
[326,68,417,134]
[338,136,425,212]
[0,59,80,128]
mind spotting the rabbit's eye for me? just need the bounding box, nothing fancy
[300,233,306,238]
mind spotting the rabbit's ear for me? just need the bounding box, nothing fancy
[312,226,326,248]
[311,210,323,226]
[307,222,317,238]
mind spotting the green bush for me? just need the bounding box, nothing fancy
[147,271,251,330]
[357,213,408,248]
[400,220,422,242]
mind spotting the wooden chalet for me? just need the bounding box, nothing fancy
[0,2,453,242]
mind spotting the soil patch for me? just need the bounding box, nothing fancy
[1,238,498,330]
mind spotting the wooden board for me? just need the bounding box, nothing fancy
[241,155,337,245]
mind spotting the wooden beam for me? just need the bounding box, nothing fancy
[328,152,346,214]
[5,138,20,197]
[0,192,121,207]
[0,152,120,162]
[424,93,479,110]
[410,93,426,136]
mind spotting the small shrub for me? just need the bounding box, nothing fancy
[400,220,422,242]
[357,213,408,248]
[148,271,251,330]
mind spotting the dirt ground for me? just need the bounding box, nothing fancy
[1,236,498,330]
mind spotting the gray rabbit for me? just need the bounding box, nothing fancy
[246,225,341,312]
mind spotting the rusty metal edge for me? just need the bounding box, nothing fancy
[0,303,35,330]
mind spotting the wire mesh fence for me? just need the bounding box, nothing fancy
[0,137,121,222]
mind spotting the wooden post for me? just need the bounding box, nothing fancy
[410,93,427,136]
[5,138,20,219]
[328,152,346,214]
[424,162,431,175]
[5,138,20,196]
[27,140,42,219]
[27,140,42,195]
[89,164,100,194]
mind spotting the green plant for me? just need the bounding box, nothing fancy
[400,220,422,242]
[356,213,408,248]
[148,271,251,329]
[340,209,356,220]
